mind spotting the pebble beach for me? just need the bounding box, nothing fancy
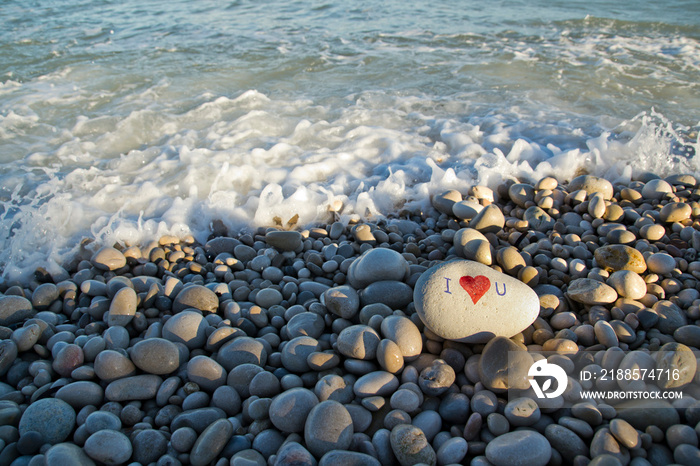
[2,173,700,466]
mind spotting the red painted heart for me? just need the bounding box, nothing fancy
[459,275,491,304]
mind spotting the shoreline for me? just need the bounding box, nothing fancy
[1,172,700,465]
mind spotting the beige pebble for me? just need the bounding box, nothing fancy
[536,177,558,191]
[588,193,607,219]
[606,270,646,300]
[376,339,404,374]
[463,239,493,265]
[472,186,495,202]
[509,183,536,208]
[567,278,618,305]
[469,204,505,234]
[659,202,691,223]
[496,247,526,275]
[639,224,665,241]
[541,338,578,354]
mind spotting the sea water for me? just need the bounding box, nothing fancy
[1,0,699,281]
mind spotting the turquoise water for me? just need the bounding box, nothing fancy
[1,0,699,279]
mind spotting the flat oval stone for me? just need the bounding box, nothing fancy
[380,315,422,360]
[319,450,380,466]
[360,281,413,309]
[105,375,162,401]
[187,355,227,392]
[641,178,673,200]
[594,245,647,273]
[45,443,95,465]
[414,260,539,343]
[217,336,267,371]
[485,430,551,466]
[337,325,380,360]
[91,246,127,271]
[190,418,234,466]
[162,310,208,349]
[567,278,618,305]
[545,423,589,458]
[659,202,691,223]
[265,230,302,251]
[304,400,354,458]
[347,248,409,289]
[323,285,360,320]
[84,430,132,465]
[107,287,137,327]
[19,398,75,445]
[0,296,35,327]
[606,270,646,300]
[94,349,136,382]
[569,175,613,200]
[646,253,676,275]
[172,285,219,314]
[269,387,318,433]
[354,371,399,398]
[55,381,104,409]
[130,338,180,375]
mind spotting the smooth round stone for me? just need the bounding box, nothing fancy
[439,392,470,424]
[469,204,506,233]
[93,350,136,382]
[433,189,463,215]
[376,339,404,374]
[354,371,400,398]
[0,296,35,327]
[509,183,535,207]
[673,444,700,466]
[567,278,617,305]
[608,418,640,449]
[655,342,697,389]
[347,248,409,289]
[91,246,126,271]
[19,398,75,444]
[323,285,360,320]
[132,429,168,465]
[286,312,326,339]
[12,324,42,352]
[654,300,688,334]
[569,175,613,200]
[52,344,84,378]
[255,288,283,308]
[594,245,647,273]
[640,223,665,241]
[337,325,381,360]
[105,375,162,401]
[162,310,208,349]
[524,206,555,232]
[360,281,413,309]
[31,283,59,310]
[319,450,381,466]
[307,351,340,371]
[276,442,317,466]
[641,178,673,200]
[606,270,646,300]
[212,385,242,416]
[130,338,180,375]
[45,443,95,466]
[106,287,137,327]
[452,228,489,259]
[659,202,691,223]
[437,437,468,465]
[485,430,552,466]
[419,360,455,396]
[545,423,589,458]
[84,430,132,465]
[478,336,533,392]
[594,320,619,348]
[55,381,104,409]
[269,388,318,433]
[646,253,676,275]
[171,427,198,452]
[227,364,265,398]
[590,427,629,464]
[666,424,697,450]
[414,260,539,343]
[504,397,541,427]
[453,199,483,220]
[217,336,267,371]
[380,316,422,360]
[390,424,436,466]
[304,400,354,458]
[190,418,234,466]
[170,407,226,433]
[315,375,353,403]
[103,326,129,349]
[172,284,219,314]
[85,411,121,434]
[265,230,302,251]
[281,336,320,373]
[390,389,421,413]
[674,325,700,348]
[187,355,227,392]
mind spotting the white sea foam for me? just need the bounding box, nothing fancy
[1,85,698,282]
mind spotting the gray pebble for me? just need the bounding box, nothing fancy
[304,400,354,458]
[190,418,234,466]
[269,388,318,433]
[390,424,436,466]
[83,429,132,465]
[485,430,552,466]
[19,398,75,444]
